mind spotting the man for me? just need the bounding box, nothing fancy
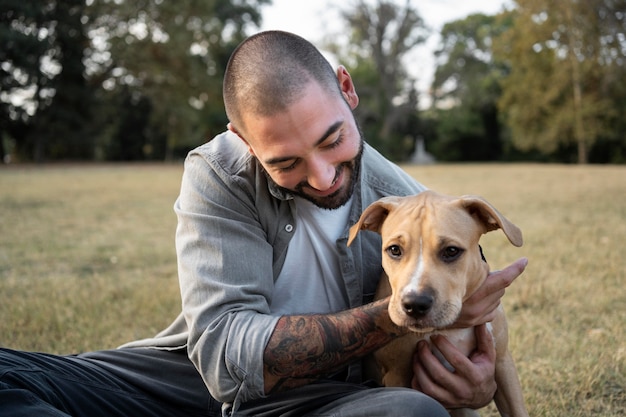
[0,31,527,417]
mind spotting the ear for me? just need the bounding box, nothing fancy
[228,123,255,156]
[347,196,402,246]
[459,195,523,247]
[336,66,359,110]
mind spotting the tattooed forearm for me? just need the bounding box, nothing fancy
[263,297,406,394]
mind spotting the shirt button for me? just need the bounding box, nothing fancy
[285,224,294,233]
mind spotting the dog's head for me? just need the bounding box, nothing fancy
[348,190,523,332]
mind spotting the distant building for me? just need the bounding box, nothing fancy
[410,136,435,164]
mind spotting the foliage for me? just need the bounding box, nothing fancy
[325,0,427,161]
[0,0,269,162]
[32,0,95,161]
[0,1,45,161]
[2,1,625,163]
[429,13,512,161]
[0,0,93,162]
[429,105,491,161]
[495,0,626,164]
[86,0,269,160]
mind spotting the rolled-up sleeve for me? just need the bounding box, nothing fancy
[175,149,280,406]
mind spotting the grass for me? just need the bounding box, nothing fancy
[1,164,183,352]
[1,162,625,416]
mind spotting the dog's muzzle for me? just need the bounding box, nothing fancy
[401,287,435,318]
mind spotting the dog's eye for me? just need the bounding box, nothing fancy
[441,246,464,263]
[386,245,403,259]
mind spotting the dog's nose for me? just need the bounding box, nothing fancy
[401,290,434,318]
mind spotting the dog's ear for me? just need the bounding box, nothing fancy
[347,197,402,246]
[459,195,523,247]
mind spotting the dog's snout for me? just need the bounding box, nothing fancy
[401,289,435,318]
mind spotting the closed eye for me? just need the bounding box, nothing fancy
[277,158,300,172]
[275,132,343,173]
[324,132,344,150]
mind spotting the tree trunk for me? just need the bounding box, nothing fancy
[566,3,588,164]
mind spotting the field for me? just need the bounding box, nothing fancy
[1,162,625,416]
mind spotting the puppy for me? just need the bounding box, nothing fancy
[348,190,528,417]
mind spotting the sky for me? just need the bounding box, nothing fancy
[260,0,510,106]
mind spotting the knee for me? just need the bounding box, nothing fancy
[377,388,448,417]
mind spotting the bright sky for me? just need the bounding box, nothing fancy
[260,0,510,106]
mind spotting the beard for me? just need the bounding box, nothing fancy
[268,138,364,210]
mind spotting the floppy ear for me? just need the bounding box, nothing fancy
[459,195,523,247]
[347,197,402,246]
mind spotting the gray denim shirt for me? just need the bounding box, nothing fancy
[122,130,427,412]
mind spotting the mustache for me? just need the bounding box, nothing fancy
[261,137,364,209]
[293,162,346,194]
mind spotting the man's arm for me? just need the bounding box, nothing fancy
[263,298,405,394]
[264,258,528,402]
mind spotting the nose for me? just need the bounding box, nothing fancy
[306,156,336,191]
[401,288,435,318]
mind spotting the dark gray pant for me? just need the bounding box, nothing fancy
[0,347,447,416]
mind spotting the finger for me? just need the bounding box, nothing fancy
[487,257,528,292]
[429,334,475,379]
[465,287,503,314]
[464,257,527,315]
[472,323,496,363]
[429,333,497,408]
[478,258,528,318]
[455,289,502,328]
[412,341,459,405]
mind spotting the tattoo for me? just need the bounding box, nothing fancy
[263,298,404,394]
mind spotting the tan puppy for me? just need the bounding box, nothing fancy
[348,190,528,417]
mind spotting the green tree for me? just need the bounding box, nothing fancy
[28,0,94,161]
[1,0,95,162]
[87,0,269,160]
[1,1,52,161]
[496,0,624,163]
[430,13,512,161]
[325,0,427,161]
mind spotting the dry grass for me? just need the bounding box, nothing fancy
[1,162,625,416]
[1,164,183,352]
[403,163,626,416]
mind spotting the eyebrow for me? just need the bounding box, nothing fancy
[264,120,344,166]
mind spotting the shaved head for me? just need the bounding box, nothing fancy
[223,31,342,135]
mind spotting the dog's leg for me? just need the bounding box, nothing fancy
[375,335,416,387]
[493,350,528,417]
[492,309,529,417]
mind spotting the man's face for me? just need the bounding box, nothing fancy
[233,80,363,210]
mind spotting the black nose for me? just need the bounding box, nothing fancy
[401,289,435,318]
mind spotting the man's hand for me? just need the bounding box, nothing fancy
[412,324,497,409]
[453,258,528,328]
[411,258,528,409]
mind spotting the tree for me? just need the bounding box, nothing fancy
[0,1,96,162]
[496,0,624,164]
[1,0,272,162]
[325,0,428,161]
[28,0,94,161]
[86,0,269,160]
[430,13,512,161]
[0,1,53,161]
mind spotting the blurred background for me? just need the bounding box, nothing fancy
[1,0,625,165]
